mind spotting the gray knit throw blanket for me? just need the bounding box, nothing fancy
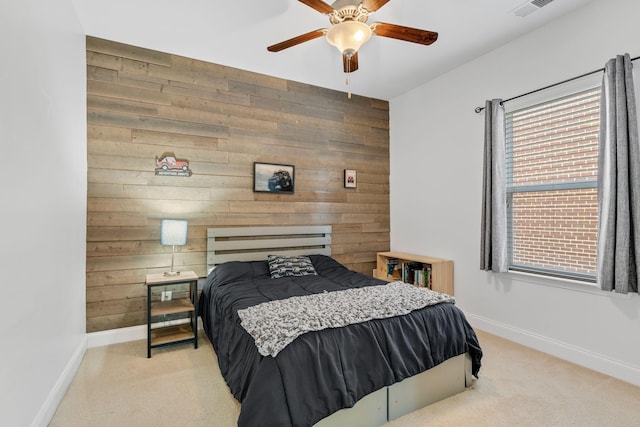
[237,281,455,357]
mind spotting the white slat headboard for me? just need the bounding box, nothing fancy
[207,226,332,273]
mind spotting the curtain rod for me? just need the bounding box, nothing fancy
[474,55,640,113]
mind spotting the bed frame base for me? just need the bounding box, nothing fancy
[314,353,472,427]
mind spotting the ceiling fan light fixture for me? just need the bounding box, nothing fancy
[326,20,372,56]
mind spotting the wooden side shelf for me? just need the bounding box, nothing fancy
[376,251,454,296]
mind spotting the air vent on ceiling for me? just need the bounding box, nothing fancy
[531,0,554,7]
[512,0,555,17]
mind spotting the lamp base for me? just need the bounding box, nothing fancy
[164,271,181,277]
[164,247,181,277]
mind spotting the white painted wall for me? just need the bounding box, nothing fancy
[0,1,87,425]
[390,0,640,386]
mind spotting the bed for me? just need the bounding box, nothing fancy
[199,226,482,427]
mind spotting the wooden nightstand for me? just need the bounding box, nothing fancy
[145,271,199,358]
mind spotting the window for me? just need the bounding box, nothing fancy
[505,86,600,281]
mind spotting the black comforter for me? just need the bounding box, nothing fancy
[199,255,482,427]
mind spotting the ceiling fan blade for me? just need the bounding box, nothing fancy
[267,29,326,52]
[372,22,438,45]
[362,0,391,12]
[343,52,359,73]
[298,0,334,14]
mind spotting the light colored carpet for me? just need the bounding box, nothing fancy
[50,330,640,426]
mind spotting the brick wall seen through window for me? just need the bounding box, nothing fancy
[506,87,600,279]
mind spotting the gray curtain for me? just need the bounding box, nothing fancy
[597,53,640,294]
[480,99,508,272]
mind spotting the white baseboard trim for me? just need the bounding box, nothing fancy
[87,318,204,348]
[87,324,146,348]
[466,313,640,387]
[32,336,87,427]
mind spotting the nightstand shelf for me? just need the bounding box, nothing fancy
[150,298,194,316]
[150,324,195,346]
[146,271,199,358]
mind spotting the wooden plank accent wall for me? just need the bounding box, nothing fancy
[86,36,390,332]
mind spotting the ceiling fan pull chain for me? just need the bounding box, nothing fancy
[346,56,352,99]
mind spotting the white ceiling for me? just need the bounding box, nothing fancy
[72,0,596,100]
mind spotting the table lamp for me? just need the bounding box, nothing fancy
[161,219,188,276]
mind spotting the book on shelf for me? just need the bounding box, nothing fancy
[383,258,433,289]
[386,258,399,277]
[401,262,432,288]
[423,266,432,289]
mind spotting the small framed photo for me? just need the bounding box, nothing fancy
[254,162,295,194]
[344,169,357,188]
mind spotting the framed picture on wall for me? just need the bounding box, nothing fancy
[254,162,295,194]
[344,169,357,188]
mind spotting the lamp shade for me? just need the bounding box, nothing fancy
[326,21,372,57]
[160,220,188,246]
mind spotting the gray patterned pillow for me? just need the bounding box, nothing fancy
[268,255,318,279]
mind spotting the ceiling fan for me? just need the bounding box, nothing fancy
[267,0,438,74]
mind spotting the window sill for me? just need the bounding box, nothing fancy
[504,269,635,299]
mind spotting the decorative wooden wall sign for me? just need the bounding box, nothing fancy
[155,152,192,177]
